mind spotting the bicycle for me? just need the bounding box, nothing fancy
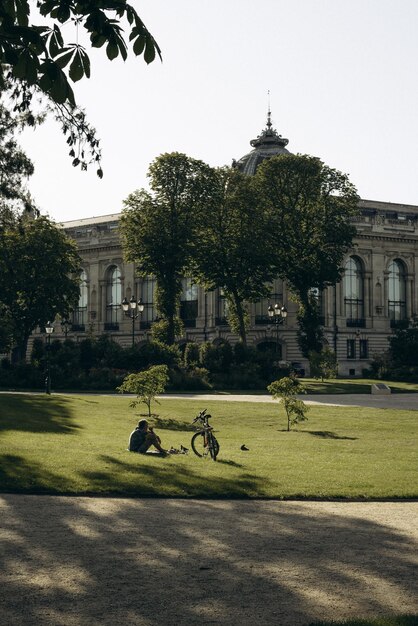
[191,409,220,461]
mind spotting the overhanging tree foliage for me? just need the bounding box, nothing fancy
[0,1,161,174]
[120,152,216,345]
[0,99,42,220]
[193,167,277,345]
[0,214,81,359]
[255,154,359,357]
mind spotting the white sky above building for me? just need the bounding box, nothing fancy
[19,0,418,223]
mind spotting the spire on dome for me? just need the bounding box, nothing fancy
[266,90,272,129]
[249,101,289,149]
[232,97,291,175]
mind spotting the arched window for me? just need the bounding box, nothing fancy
[388,259,406,325]
[106,266,121,327]
[73,270,88,328]
[344,256,364,327]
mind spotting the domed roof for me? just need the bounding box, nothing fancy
[233,110,291,175]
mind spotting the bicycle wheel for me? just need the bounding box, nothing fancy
[191,432,208,458]
[208,433,220,461]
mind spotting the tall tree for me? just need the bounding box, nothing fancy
[120,152,216,345]
[193,167,277,345]
[0,1,161,173]
[0,100,41,221]
[0,215,81,359]
[254,154,359,357]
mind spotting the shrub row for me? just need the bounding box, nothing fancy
[0,336,289,391]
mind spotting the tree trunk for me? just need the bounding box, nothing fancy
[166,314,175,346]
[233,296,247,346]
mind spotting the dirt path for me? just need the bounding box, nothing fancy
[1,496,417,625]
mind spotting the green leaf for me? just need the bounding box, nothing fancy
[144,39,156,64]
[133,34,145,56]
[106,42,119,60]
[90,33,107,48]
[54,48,75,69]
[48,25,64,57]
[15,0,30,26]
[69,50,84,82]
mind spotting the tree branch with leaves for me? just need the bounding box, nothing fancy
[0,0,161,175]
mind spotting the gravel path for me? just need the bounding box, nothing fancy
[162,392,418,410]
[1,496,417,625]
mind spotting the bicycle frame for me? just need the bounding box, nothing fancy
[191,409,219,460]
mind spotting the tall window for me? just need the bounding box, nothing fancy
[180,278,198,327]
[73,270,88,328]
[388,259,406,325]
[347,339,356,359]
[344,256,364,326]
[216,288,228,325]
[359,339,368,359]
[106,266,121,326]
[141,277,156,328]
[254,280,284,324]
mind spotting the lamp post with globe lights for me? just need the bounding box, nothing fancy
[267,303,288,354]
[45,321,54,394]
[121,295,144,347]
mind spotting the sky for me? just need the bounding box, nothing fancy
[18,0,418,224]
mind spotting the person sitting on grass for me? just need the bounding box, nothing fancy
[128,419,167,455]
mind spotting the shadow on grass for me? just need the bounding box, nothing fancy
[1,495,417,625]
[79,453,267,498]
[217,459,244,468]
[0,393,80,434]
[151,416,196,431]
[276,428,358,440]
[0,454,74,492]
[305,430,358,440]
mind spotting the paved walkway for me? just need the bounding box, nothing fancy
[0,496,417,626]
[2,390,418,410]
[162,392,418,410]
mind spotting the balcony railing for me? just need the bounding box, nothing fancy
[255,315,271,325]
[104,323,119,331]
[182,319,197,328]
[390,319,408,329]
[346,318,366,328]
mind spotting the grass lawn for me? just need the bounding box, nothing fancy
[0,393,417,498]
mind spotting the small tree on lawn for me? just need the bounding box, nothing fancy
[117,365,169,418]
[309,347,338,381]
[267,376,309,431]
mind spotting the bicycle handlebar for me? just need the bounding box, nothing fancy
[193,409,212,423]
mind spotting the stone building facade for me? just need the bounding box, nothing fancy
[38,115,418,376]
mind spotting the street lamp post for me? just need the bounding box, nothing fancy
[45,321,54,394]
[267,303,288,354]
[122,295,144,348]
[61,317,71,339]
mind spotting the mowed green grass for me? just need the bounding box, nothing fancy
[0,393,417,498]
